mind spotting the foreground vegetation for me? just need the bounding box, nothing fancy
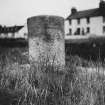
[0,55,105,105]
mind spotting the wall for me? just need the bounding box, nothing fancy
[15,23,28,39]
[65,20,70,35]
[65,16,105,37]
[0,24,28,39]
[91,16,103,35]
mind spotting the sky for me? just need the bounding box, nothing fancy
[0,0,100,26]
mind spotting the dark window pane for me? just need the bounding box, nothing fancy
[87,27,90,33]
[69,20,72,25]
[103,16,105,23]
[77,28,80,35]
[69,29,72,35]
[87,17,90,24]
[82,28,85,35]
[103,26,105,33]
[77,18,80,24]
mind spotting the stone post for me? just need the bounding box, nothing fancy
[27,15,65,67]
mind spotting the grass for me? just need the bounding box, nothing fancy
[0,54,105,105]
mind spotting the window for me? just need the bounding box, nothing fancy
[24,33,27,36]
[87,17,90,24]
[87,27,90,33]
[103,26,105,33]
[103,16,105,23]
[77,28,80,35]
[82,28,85,35]
[69,20,72,25]
[77,18,80,24]
[69,29,72,35]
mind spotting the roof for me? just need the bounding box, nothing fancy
[67,8,102,20]
[0,26,24,33]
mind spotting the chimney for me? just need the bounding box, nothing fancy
[99,0,105,15]
[71,7,77,14]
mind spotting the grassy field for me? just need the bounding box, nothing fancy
[0,55,105,105]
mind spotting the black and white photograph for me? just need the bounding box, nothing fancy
[0,0,105,105]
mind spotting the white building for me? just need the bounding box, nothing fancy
[15,23,28,39]
[65,0,105,39]
[0,23,28,39]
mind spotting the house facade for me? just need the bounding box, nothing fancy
[65,0,105,37]
[0,23,28,39]
[15,23,28,39]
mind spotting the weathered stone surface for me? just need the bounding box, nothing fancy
[27,15,65,67]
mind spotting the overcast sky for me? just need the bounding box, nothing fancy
[0,0,100,26]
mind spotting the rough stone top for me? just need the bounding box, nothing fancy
[28,15,64,19]
[27,15,64,32]
[27,15,64,22]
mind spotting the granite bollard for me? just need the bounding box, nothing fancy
[27,15,65,67]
